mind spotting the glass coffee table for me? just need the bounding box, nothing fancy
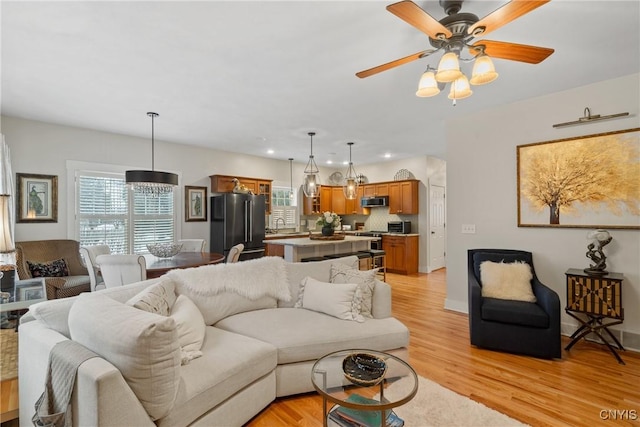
[1,278,46,329]
[311,349,418,427]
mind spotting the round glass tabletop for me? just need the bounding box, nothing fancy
[311,349,418,411]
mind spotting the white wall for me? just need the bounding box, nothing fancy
[1,116,335,249]
[445,73,640,345]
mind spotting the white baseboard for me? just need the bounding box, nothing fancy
[562,321,640,353]
[444,298,468,314]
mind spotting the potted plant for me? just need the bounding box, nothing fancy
[317,212,341,236]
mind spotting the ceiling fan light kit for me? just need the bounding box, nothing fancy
[125,112,178,196]
[358,0,554,105]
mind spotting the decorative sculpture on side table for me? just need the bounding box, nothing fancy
[584,229,613,275]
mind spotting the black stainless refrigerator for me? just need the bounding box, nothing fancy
[210,193,266,261]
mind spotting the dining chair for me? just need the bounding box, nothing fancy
[80,245,111,292]
[178,239,206,252]
[226,243,244,263]
[95,254,147,288]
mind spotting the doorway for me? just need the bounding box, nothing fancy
[429,183,446,271]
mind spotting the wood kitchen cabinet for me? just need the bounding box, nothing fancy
[363,183,389,197]
[303,186,333,215]
[345,186,365,215]
[303,194,321,215]
[210,174,273,213]
[331,187,345,215]
[388,180,419,214]
[382,234,419,275]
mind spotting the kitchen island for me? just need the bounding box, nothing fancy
[264,235,378,262]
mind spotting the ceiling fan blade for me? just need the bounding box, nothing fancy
[470,40,554,64]
[356,50,435,78]
[468,0,549,37]
[387,1,452,40]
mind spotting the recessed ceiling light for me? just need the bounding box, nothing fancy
[342,161,349,165]
[384,153,392,158]
[326,160,333,165]
[267,149,274,155]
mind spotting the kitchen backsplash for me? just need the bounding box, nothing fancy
[300,208,418,233]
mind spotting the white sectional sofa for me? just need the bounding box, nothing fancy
[19,256,409,426]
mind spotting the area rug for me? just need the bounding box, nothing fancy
[380,375,528,427]
[0,328,18,380]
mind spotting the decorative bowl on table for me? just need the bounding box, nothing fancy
[146,242,183,258]
[342,352,387,387]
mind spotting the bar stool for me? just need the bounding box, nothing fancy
[368,249,386,281]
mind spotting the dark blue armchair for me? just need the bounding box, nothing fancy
[468,249,561,359]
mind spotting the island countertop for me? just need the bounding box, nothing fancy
[263,235,378,246]
[264,235,378,262]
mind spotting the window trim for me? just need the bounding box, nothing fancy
[66,160,182,247]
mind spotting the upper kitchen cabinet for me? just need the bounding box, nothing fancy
[388,180,419,214]
[331,187,345,215]
[210,174,273,213]
[345,186,365,215]
[363,183,389,197]
[303,186,332,215]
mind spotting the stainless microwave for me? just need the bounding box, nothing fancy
[388,221,411,234]
[361,196,388,207]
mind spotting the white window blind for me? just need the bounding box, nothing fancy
[77,173,129,253]
[76,171,175,254]
[270,187,298,228]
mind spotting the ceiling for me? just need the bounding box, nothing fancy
[2,1,639,166]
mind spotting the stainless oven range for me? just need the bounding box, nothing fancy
[354,231,386,250]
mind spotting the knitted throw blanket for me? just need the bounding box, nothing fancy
[167,256,291,302]
[33,340,99,427]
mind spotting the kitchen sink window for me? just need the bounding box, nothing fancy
[270,186,298,230]
[72,165,177,254]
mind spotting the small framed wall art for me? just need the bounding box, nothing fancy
[185,185,207,222]
[16,173,58,223]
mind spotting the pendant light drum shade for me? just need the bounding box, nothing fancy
[126,112,178,196]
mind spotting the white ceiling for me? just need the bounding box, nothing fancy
[2,1,639,166]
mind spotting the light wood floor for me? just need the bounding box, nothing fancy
[247,269,640,427]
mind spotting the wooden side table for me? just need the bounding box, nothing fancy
[564,268,625,364]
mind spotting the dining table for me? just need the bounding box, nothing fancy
[143,252,225,279]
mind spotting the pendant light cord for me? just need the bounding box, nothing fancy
[148,112,158,171]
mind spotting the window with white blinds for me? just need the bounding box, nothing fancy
[76,171,175,254]
[270,187,298,228]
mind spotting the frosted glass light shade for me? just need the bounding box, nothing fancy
[343,177,358,200]
[435,52,462,83]
[303,172,320,197]
[416,70,440,97]
[448,75,473,100]
[470,54,498,85]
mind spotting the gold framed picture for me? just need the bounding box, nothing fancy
[185,186,207,222]
[16,173,58,223]
[517,128,640,229]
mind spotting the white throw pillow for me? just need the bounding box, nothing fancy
[480,261,537,303]
[170,294,205,365]
[126,279,177,316]
[294,276,364,322]
[330,263,376,318]
[68,293,181,421]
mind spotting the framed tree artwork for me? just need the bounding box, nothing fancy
[517,128,640,229]
[185,186,207,222]
[16,173,58,223]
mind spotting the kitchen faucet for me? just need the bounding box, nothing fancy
[275,217,286,233]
